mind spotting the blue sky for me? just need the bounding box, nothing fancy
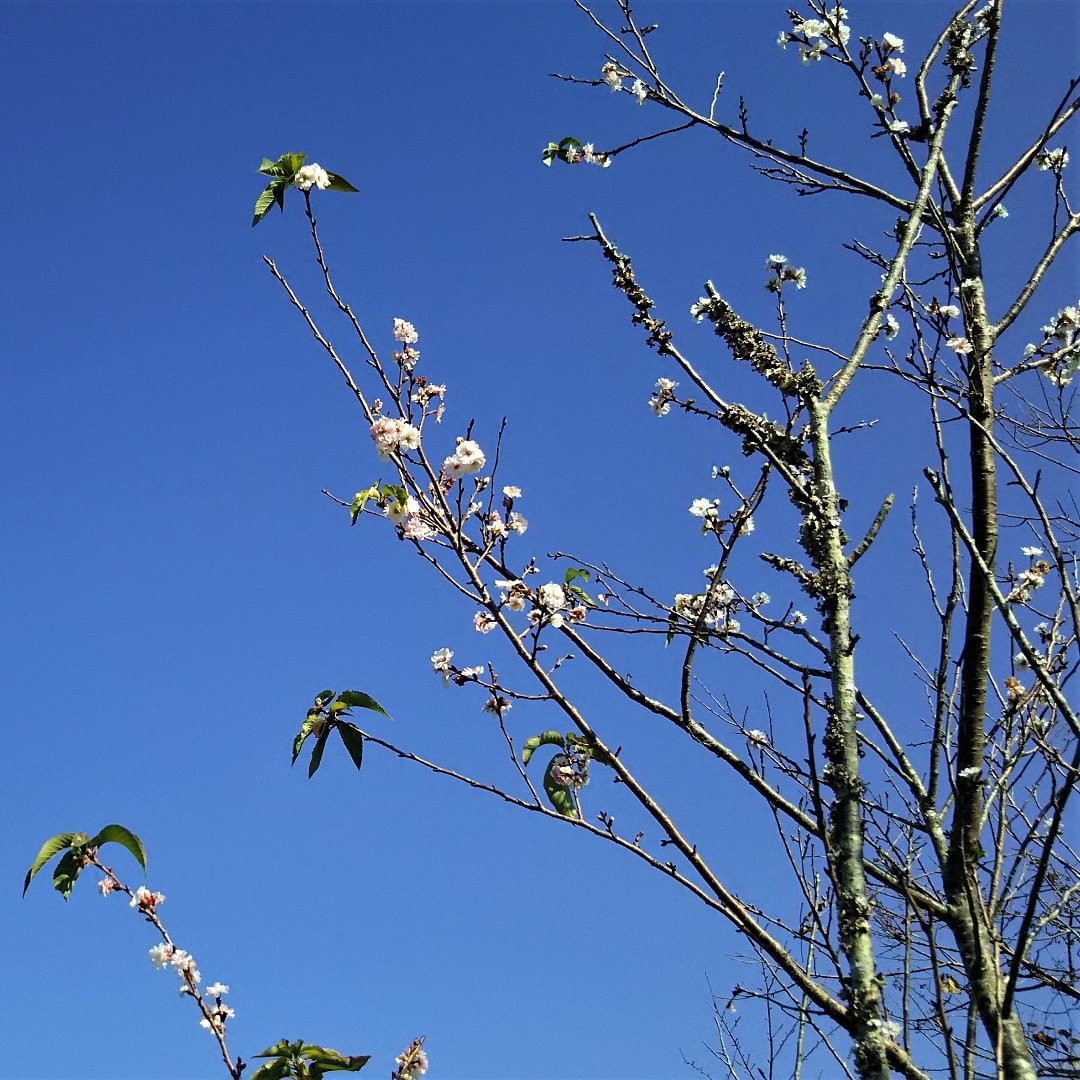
[3,2,1077,1078]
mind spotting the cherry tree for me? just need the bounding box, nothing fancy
[262,4,1080,1078]
[25,3,1079,1078]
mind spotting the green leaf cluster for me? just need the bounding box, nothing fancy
[23,824,147,899]
[250,1039,370,1080]
[293,689,391,778]
[350,482,407,526]
[521,731,614,818]
[563,565,596,607]
[542,137,584,167]
[252,152,360,227]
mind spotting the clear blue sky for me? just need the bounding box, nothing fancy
[3,2,1076,1078]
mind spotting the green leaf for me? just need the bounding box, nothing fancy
[253,1040,299,1060]
[259,151,307,178]
[88,824,147,874]
[292,718,315,766]
[315,690,336,709]
[258,152,304,178]
[52,849,83,899]
[567,583,596,607]
[328,700,350,713]
[337,723,365,771]
[522,730,566,766]
[252,182,281,227]
[335,690,390,717]
[308,727,331,778]
[557,137,583,163]
[325,172,360,194]
[543,767,578,819]
[248,1059,292,1080]
[306,1048,370,1073]
[281,152,307,176]
[563,567,595,605]
[350,485,381,525]
[23,832,77,896]
[542,142,560,166]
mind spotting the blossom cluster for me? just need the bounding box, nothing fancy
[147,940,235,1033]
[394,1038,429,1080]
[563,140,612,168]
[778,6,851,63]
[200,983,235,1035]
[293,164,331,192]
[371,416,421,459]
[1043,305,1079,345]
[673,588,741,634]
[764,254,807,292]
[430,647,493,703]
[393,318,419,345]
[601,62,649,105]
[872,33,906,81]
[649,377,678,417]
[880,313,900,340]
[149,942,199,981]
[930,301,961,322]
[487,579,586,632]
[1024,303,1080,386]
[1036,147,1069,172]
[1006,554,1052,604]
[130,885,166,912]
[442,438,486,480]
[547,752,588,791]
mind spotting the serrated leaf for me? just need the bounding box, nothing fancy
[308,728,331,778]
[329,1056,370,1073]
[337,723,365,771]
[252,183,280,227]
[567,583,596,607]
[309,1049,370,1073]
[350,485,381,525]
[292,719,315,766]
[315,690,336,708]
[335,690,390,717]
[326,172,360,193]
[258,151,306,178]
[522,730,566,766]
[253,1039,298,1059]
[88,824,147,874]
[247,1059,292,1080]
[307,1049,348,1066]
[543,768,578,819]
[23,832,77,896]
[282,152,307,175]
[52,849,83,900]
